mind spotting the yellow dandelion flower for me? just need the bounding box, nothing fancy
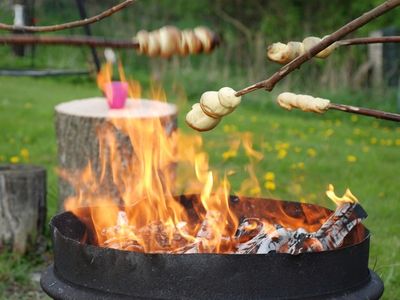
[261,142,272,152]
[250,186,261,195]
[346,139,354,146]
[324,128,334,137]
[353,128,361,135]
[264,181,276,191]
[20,148,29,160]
[0,155,4,162]
[347,155,357,163]
[297,162,305,169]
[277,149,287,159]
[351,115,358,122]
[222,150,237,160]
[223,124,237,133]
[10,156,20,164]
[380,139,392,146]
[370,137,377,145]
[264,172,275,181]
[307,148,317,157]
[274,142,290,150]
[271,122,280,130]
[362,146,369,153]
[396,139,400,146]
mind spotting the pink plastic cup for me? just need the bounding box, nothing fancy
[104,81,129,109]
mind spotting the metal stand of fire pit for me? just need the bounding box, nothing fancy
[41,196,384,300]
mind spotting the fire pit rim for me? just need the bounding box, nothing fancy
[44,196,383,300]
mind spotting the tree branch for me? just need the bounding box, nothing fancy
[235,0,400,97]
[338,35,400,46]
[0,0,135,33]
[328,103,400,122]
[0,35,139,49]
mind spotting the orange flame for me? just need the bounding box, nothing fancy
[66,64,239,252]
[64,62,362,254]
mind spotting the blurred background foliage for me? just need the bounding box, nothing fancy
[0,0,399,96]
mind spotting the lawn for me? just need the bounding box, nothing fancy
[0,76,399,299]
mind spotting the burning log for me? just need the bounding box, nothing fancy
[55,98,177,207]
[0,164,46,254]
[234,200,367,255]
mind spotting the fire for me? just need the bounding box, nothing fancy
[63,63,363,254]
[64,63,239,253]
[326,184,358,205]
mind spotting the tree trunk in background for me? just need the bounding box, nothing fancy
[0,164,46,254]
[55,98,177,209]
[369,30,383,88]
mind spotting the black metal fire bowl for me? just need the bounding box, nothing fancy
[41,196,384,300]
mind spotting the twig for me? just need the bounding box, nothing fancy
[0,35,139,49]
[235,0,400,97]
[338,36,400,46]
[328,103,400,122]
[0,0,135,33]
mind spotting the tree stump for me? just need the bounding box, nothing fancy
[0,164,47,254]
[55,97,178,208]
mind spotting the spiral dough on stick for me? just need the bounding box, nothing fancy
[267,36,338,64]
[135,26,219,58]
[186,87,241,131]
[277,92,330,114]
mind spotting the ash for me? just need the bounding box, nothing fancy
[100,202,367,255]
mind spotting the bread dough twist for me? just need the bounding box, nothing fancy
[135,26,218,58]
[277,92,330,113]
[267,36,338,64]
[186,87,241,131]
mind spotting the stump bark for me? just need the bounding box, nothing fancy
[0,164,46,254]
[55,97,178,208]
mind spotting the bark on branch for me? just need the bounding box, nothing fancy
[0,0,135,33]
[235,0,400,96]
[0,35,140,49]
[338,35,400,46]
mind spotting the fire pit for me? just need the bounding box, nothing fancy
[41,195,383,300]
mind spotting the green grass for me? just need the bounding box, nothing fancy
[0,76,399,299]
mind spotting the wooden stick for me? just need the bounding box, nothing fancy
[0,35,140,49]
[0,0,135,33]
[338,36,400,46]
[328,103,400,122]
[234,0,400,97]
